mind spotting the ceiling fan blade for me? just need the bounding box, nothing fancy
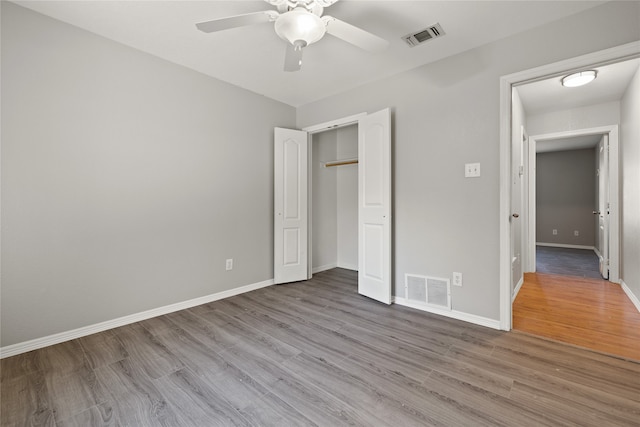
[196,11,278,33]
[323,16,388,52]
[284,43,303,72]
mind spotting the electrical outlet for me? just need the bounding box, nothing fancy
[453,272,463,287]
[464,163,481,178]
[552,229,558,235]
[225,259,233,271]
[574,230,579,236]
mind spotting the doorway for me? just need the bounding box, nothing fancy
[273,109,393,304]
[309,124,358,275]
[498,41,640,330]
[527,128,619,282]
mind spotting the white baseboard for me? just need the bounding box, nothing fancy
[337,262,358,271]
[593,247,602,259]
[620,279,640,313]
[312,262,338,274]
[0,278,274,359]
[536,242,595,250]
[393,297,501,330]
[512,276,524,303]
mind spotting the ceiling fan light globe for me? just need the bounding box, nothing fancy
[274,8,326,46]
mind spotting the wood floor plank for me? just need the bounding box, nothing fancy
[2,268,639,426]
[0,350,42,383]
[194,309,302,364]
[335,353,510,426]
[77,332,128,370]
[424,370,560,427]
[509,380,640,427]
[94,358,182,426]
[282,353,411,426]
[0,372,55,427]
[45,365,108,423]
[55,402,117,427]
[229,303,351,365]
[153,368,252,426]
[112,324,184,380]
[238,391,318,427]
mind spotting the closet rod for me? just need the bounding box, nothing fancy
[324,159,359,168]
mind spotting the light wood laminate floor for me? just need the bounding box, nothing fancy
[513,272,640,362]
[2,268,639,426]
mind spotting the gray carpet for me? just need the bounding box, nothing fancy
[536,246,603,279]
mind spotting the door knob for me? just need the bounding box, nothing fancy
[512,213,519,218]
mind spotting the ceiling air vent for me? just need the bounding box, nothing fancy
[402,23,445,47]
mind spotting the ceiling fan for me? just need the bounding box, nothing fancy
[196,0,388,72]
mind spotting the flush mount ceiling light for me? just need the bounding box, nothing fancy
[561,70,597,87]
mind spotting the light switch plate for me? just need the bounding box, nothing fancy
[465,163,481,178]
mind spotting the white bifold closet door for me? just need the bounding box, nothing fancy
[273,127,308,284]
[273,108,392,304]
[357,108,392,304]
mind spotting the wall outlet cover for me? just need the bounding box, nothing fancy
[464,163,481,178]
[453,272,463,287]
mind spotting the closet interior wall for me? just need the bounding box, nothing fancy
[311,125,358,273]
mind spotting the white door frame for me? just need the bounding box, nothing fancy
[527,126,619,281]
[499,41,639,331]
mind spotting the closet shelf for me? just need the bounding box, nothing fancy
[324,158,358,168]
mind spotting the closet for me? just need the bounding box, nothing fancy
[273,108,391,303]
[311,125,358,274]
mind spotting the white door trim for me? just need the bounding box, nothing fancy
[499,40,639,331]
[302,113,367,134]
[527,126,619,282]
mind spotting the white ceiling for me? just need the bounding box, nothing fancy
[14,0,609,107]
[518,58,640,153]
[518,58,640,116]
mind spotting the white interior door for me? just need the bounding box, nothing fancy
[597,134,609,279]
[274,127,309,284]
[358,108,392,304]
[510,126,526,297]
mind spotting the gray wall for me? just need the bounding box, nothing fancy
[621,65,640,302]
[536,149,596,247]
[296,1,640,320]
[1,3,295,347]
[527,101,620,136]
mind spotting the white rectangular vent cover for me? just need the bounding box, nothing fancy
[405,274,451,309]
[402,23,445,47]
